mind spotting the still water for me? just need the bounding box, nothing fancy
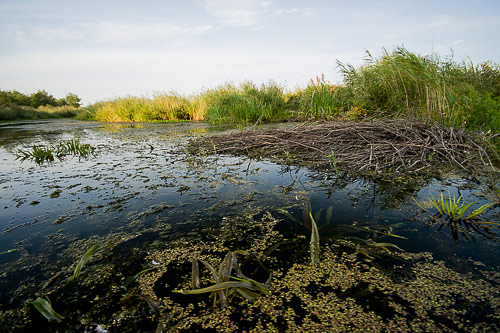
[0,119,499,330]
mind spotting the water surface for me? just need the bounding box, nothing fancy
[1,120,498,330]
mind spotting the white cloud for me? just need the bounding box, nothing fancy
[6,21,215,47]
[87,22,215,45]
[301,8,316,18]
[202,0,272,27]
[428,15,454,29]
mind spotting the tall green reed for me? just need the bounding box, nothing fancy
[92,93,199,122]
[203,81,286,125]
[336,46,500,135]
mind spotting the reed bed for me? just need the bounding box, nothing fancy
[188,119,495,174]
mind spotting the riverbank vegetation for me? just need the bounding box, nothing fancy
[3,47,499,153]
[86,47,500,137]
[0,89,91,121]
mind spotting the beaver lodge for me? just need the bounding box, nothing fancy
[188,119,498,175]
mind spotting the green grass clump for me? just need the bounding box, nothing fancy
[415,191,495,221]
[16,138,96,165]
[291,75,346,119]
[336,47,500,134]
[92,93,200,122]
[176,251,270,307]
[203,81,286,125]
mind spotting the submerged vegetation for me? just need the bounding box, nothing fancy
[28,297,64,322]
[4,203,498,331]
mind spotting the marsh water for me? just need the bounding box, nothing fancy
[1,120,499,330]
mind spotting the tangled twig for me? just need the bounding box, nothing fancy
[188,119,495,174]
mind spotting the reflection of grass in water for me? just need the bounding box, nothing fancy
[16,138,96,165]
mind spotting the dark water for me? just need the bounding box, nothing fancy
[0,120,499,325]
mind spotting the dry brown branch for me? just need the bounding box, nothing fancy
[188,119,495,174]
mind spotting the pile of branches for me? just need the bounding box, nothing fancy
[189,119,496,174]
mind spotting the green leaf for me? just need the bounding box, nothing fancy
[465,202,495,220]
[71,244,100,281]
[0,248,21,255]
[29,297,64,321]
[177,280,255,295]
[309,212,320,266]
[192,258,200,289]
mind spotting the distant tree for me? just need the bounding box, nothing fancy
[64,93,81,108]
[30,90,58,108]
[0,90,31,106]
[57,98,68,106]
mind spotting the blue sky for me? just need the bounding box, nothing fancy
[1,0,499,105]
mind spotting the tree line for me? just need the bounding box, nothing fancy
[0,89,81,108]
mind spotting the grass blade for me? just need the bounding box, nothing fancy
[309,212,320,266]
[29,297,64,321]
[192,258,200,289]
[465,202,495,220]
[71,244,100,281]
[177,281,254,295]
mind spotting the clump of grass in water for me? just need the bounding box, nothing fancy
[15,145,55,164]
[415,191,495,221]
[16,138,96,165]
[56,138,96,160]
[414,191,499,242]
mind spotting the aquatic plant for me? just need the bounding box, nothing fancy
[70,244,100,281]
[0,248,20,255]
[29,297,64,321]
[91,93,195,122]
[415,191,499,242]
[415,192,495,221]
[15,138,96,165]
[337,46,500,135]
[203,81,286,125]
[293,74,345,119]
[327,151,339,172]
[309,212,320,266]
[56,138,95,160]
[176,251,270,307]
[15,145,55,164]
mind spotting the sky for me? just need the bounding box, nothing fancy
[1,0,499,105]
